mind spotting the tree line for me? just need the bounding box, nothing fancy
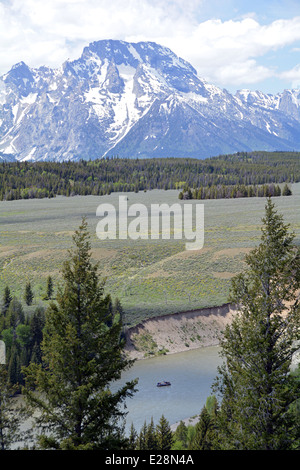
[0,150,299,201]
[0,275,125,392]
[127,395,219,451]
[0,202,299,450]
[179,182,292,200]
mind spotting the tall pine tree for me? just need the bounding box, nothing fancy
[45,276,54,300]
[155,415,173,450]
[189,406,214,450]
[23,218,137,450]
[2,286,12,316]
[24,282,33,306]
[213,198,300,450]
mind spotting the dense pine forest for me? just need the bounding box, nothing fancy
[0,278,124,392]
[179,182,292,200]
[0,151,299,201]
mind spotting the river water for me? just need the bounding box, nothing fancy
[113,345,223,433]
[15,345,222,448]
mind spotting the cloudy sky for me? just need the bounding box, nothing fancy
[1,0,300,94]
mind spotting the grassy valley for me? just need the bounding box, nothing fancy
[0,179,299,327]
[0,152,300,450]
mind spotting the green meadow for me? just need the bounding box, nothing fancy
[0,185,299,326]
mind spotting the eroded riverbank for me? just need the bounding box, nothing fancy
[124,303,236,360]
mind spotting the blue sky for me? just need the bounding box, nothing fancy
[0,0,300,94]
[195,0,300,23]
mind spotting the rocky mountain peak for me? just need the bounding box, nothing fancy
[0,40,299,161]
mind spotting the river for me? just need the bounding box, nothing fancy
[113,345,223,433]
[15,345,222,448]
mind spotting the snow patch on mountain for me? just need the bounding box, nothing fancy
[0,39,300,161]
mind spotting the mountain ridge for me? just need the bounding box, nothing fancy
[0,39,300,162]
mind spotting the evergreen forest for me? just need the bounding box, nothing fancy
[0,151,299,201]
[179,182,292,200]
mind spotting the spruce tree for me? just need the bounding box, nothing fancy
[213,198,300,450]
[2,286,12,316]
[46,276,54,300]
[282,183,292,196]
[29,306,45,364]
[128,423,138,450]
[145,417,157,450]
[155,415,173,450]
[173,420,188,449]
[24,282,33,306]
[190,406,213,450]
[23,218,137,450]
[136,421,147,450]
[7,342,21,386]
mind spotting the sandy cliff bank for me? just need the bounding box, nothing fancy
[124,303,237,360]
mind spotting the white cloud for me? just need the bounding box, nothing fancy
[0,0,300,92]
[159,16,300,86]
[280,64,300,89]
[0,0,196,70]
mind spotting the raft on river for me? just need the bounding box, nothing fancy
[157,381,171,387]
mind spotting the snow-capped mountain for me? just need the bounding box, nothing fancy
[0,39,300,161]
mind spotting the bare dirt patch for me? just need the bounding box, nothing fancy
[124,303,236,360]
[212,247,251,260]
[91,248,118,260]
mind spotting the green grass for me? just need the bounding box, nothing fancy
[0,184,299,326]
